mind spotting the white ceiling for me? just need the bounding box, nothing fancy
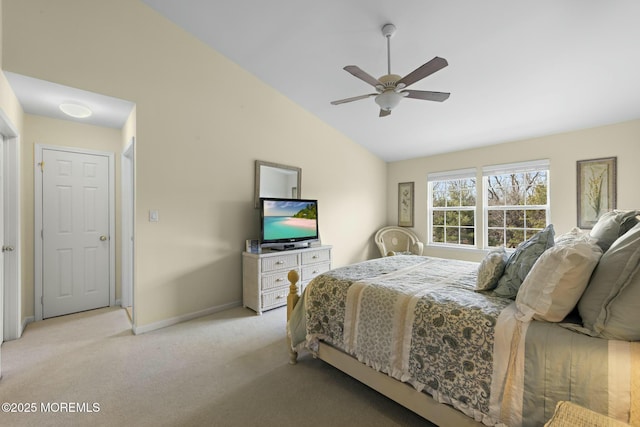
[5,72,134,129]
[7,1,640,161]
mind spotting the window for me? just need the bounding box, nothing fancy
[483,160,550,248]
[428,168,477,246]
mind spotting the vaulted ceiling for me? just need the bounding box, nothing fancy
[8,1,640,162]
[140,0,640,161]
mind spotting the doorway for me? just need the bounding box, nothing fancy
[0,109,21,378]
[121,138,135,322]
[35,145,115,320]
[1,117,20,334]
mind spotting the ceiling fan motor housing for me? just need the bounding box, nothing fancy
[378,74,401,89]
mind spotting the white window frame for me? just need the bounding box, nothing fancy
[427,168,477,248]
[482,159,550,249]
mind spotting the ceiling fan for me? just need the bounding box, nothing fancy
[331,23,450,117]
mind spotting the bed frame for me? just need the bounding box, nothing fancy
[286,270,483,427]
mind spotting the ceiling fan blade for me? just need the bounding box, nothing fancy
[344,65,382,88]
[402,90,450,102]
[396,57,448,88]
[330,93,377,105]
[379,109,391,118]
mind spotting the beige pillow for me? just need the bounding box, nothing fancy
[476,246,507,291]
[516,235,602,322]
[579,222,640,340]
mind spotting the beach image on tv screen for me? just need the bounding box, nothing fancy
[263,200,317,240]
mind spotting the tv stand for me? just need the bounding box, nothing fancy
[242,245,332,315]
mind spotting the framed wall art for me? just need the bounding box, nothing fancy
[398,182,414,227]
[577,157,617,229]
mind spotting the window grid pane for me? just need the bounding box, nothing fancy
[484,166,549,248]
[429,177,476,247]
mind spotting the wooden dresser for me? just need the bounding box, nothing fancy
[242,245,332,314]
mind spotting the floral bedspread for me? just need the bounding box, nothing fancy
[303,255,511,417]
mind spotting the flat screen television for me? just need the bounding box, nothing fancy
[260,198,319,250]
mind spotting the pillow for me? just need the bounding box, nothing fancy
[493,224,555,299]
[476,246,508,291]
[554,227,588,246]
[515,235,602,322]
[589,210,639,252]
[578,222,640,340]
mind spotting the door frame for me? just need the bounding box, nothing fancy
[0,109,21,341]
[121,137,135,314]
[34,144,115,321]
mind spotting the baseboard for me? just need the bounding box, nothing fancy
[132,300,242,335]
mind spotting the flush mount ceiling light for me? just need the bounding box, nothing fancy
[59,102,92,118]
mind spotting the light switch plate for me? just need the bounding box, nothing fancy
[149,209,159,222]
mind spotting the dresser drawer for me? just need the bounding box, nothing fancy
[261,254,298,273]
[262,270,296,291]
[262,287,289,310]
[243,246,331,315]
[301,262,331,282]
[301,249,330,265]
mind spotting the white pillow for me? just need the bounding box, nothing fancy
[515,236,602,322]
[476,246,507,291]
[554,227,588,246]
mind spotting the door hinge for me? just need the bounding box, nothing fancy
[41,296,43,305]
[38,161,45,172]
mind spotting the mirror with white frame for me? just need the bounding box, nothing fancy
[254,160,302,208]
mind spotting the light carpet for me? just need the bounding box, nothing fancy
[0,306,434,426]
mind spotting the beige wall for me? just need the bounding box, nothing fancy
[3,0,386,329]
[388,119,640,262]
[0,72,22,128]
[20,115,123,319]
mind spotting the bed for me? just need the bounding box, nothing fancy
[286,216,640,427]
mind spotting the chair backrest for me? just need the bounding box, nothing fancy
[374,226,424,257]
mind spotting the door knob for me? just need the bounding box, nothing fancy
[2,245,14,252]
[100,235,108,241]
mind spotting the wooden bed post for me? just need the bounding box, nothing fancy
[287,269,300,365]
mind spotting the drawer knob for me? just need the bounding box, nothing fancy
[312,255,318,259]
[276,260,284,265]
[313,270,318,274]
[276,295,284,299]
[276,278,284,282]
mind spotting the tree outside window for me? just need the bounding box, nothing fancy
[430,177,476,246]
[484,169,549,248]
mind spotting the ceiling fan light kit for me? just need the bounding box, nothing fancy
[331,23,450,117]
[375,90,404,111]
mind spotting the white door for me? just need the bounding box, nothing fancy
[42,149,110,318]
